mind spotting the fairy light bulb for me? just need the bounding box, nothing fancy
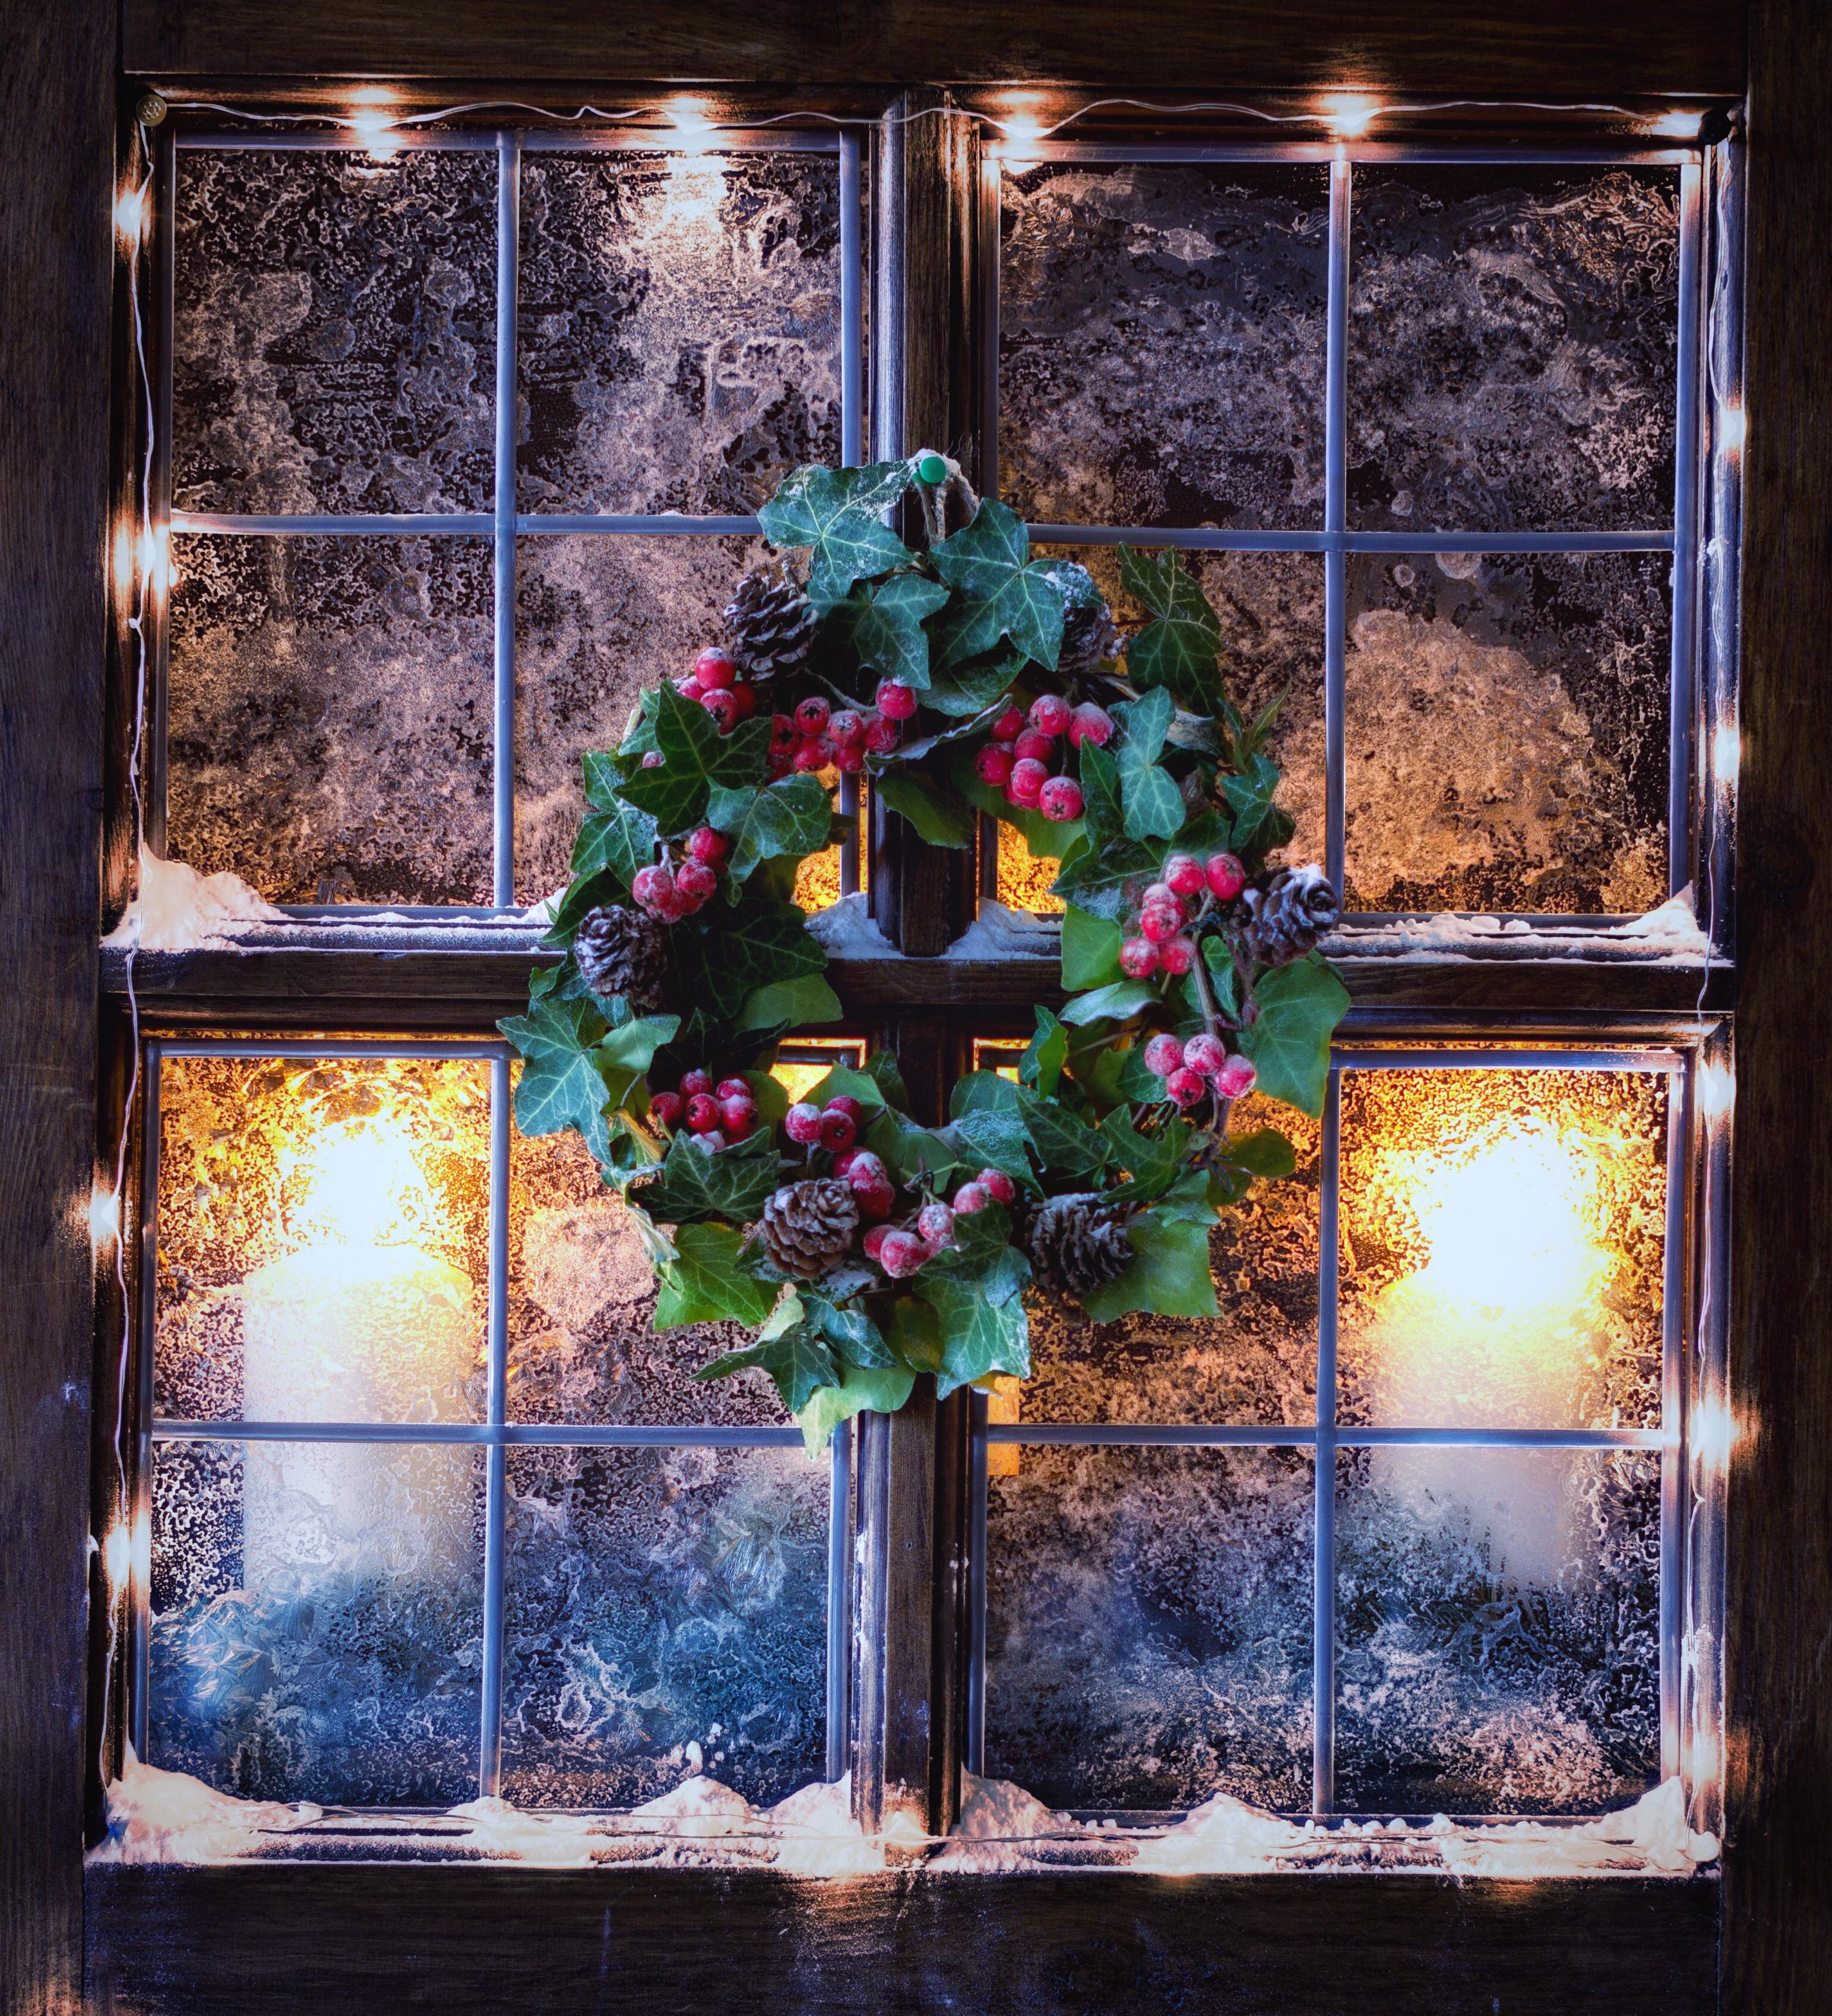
[995,102,1046,169]
[1698,1057,1735,1122]
[667,95,716,154]
[1718,403,1746,457]
[1324,94,1382,140]
[113,182,148,247]
[346,88,402,162]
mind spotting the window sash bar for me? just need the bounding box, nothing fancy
[1028,524,1676,552]
[1659,1054,1692,1780]
[157,1038,511,1060]
[825,1421,855,1781]
[170,511,495,535]
[1668,163,1704,899]
[1331,1047,1682,1072]
[492,133,521,909]
[1700,138,1744,959]
[477,1055,511,1796]
[128,1042,163,1761]
[176,128,843,156]
[838,131,866,901]
[966,1391,989,1778]
[148,125,176,859]
[1015,142,1697,168]
[1312,1067,1341,1813]
[1324,159,1349,895]
[984,1424,1668,1449]
[148,1420,808,1447]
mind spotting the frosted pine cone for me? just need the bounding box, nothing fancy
[760,1178,860,1279]
[725,565,818,678]
[573,903,670,1013]
[1057,598,1118,681]
[1243,865,1340,968]
[1026,1192,1134,1294]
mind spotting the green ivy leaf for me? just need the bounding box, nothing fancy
[1049,835,1162,921]
[929,501,1065,669]
[923,1199,1015,1282]
[1075,739,1125,848]
[1097,1110,1191,1202]
[874,770,977,848]
[542,870,625,949]
[1112,688,1185,842]
[794,1363,917,1454]
[950,1070,1021,1117]
[736,972,843,1034]
[864,1107,963,1186]
[631,1129,783,1224]
[866,1048,912,1113]
[569,795,659,896]
[499,994,613,1162]
[1059,979,1158,1026]
[707,772,835,883]
[1020,1006,1069,1097]
[800,1292,895,1370]
[805,1062,888,1113]
[945,1108,1035,1189]
[1220,1126,1298,1179]
[657,1223,778,1329]
[757,461,916,602]
[699,1319,839,1413]
[685,895,827,1019]
[922,650,1026,718]
[835,571,951,689]
[1059,905,1123,991]
[1014,1085,1111,1178]
[1237,953,1350,1118]
[596,1011,682,1109]
[1118,546,1223,708]
[1079,1208,1219,1322]
[924,1253,1032,1398]
[1224,752,1283,855]
[618,681,771,835]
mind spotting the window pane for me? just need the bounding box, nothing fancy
[1021,1094,1321,1427]
[149,1437,485,1803]
[1334,1448,1660,1814]
[518,151,843,516]
[985,1446,1314,1811]
[500,1443,829,1807]
[173,149,498,516]
[168,534,495,905]
[999,162,1330,529]
[1349,168,1680,533]
[1343,551,1671,914]
[1337,1066,1667,1432]
[154,1054,492,1426]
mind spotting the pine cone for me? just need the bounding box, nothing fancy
[1058,598,1118,681]
[1243,865,1341,968]
[1026,1192,1134,1294]
[725,565,817,678]
[573,903,670,1013]
[760,1178,860,1279]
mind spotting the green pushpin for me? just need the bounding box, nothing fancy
[915,452,950,486]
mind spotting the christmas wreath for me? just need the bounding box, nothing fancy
[501,455,1347,1447]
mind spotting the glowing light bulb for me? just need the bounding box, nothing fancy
[1711,718,1740,790]
[90,1183,121,1251]
[1410,1120,1594,1313]
[1324,94,1382,140]
[1698,1058,1735,1122]
[995,105,1046,169]
[1718,404,1746,456]
[667,96,716,155]
[1647,110,1700,138]
[1690,1397,1737,1471]
[346,90,401,161]
[113,183,148,246]
[137,526,171,596]
[103,1522,132,1591]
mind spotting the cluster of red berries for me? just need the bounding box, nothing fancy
[649,1068,761,1152]
[862,1168,1018,1279]
[786,1096,897,1219]
[1143,1031,1257,1109]
[973,693,1112,823]
[766,682,913,781]
[1117,851,1249,979]
[631,824,729,921]
[670,647,762,735]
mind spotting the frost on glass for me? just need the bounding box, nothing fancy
[149,1438,485,1805]
[1023,1095,1321,1426]
[1349,168,1680,532]
[1335,1448,1660,1815]
[1337,1067,1667,1432]
[985,1446,1314,1812]
[172,150,496,516]
[507,1115,791,1428]
[153,1054,492,1424]
[513,532,773,905]
[1340,552,1672,914]
[518,151,842,516]
[999,163,1330,529]
[167,535,495,906]
[500,1444,828,1808]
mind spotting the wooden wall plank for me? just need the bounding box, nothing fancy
[1723,1,1832,2010]
[0,1,113,2011]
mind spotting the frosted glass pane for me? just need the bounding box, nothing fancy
[1334,1449,1660,1814]
[518,151,843,515]
[507,1115,791,1428]
[1337,1067,1667,1432]
[1342,552,1671,915]
[154,1054,492,1425]
[1000,163,1330,529]
[1023,1095,1321,1427]
[512,531,775,905]
[500,1444,829,1808]
[167,535,495,905]
[985,1446,1314,1811]
[1349,168,1680,532]
[149,1439,485,1804]
[173,150,497,515]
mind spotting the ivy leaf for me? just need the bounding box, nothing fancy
[597,1011,682,1109]
[945,1108,1035,1190]
[569,795,659,896]
[619,681,771,835]
[922,650,1026,718]
[1097,1110,1191,1203]
[656,1223,778,1329]
[874,770,977,848]
[687,896,827,1019]
[499,994,613,1162]
[758,460,916,601]
[630,1129,783,1225]
[1050,835,1162,921]
[1060,905,1124,991]
[1014,1085,1111,1178]
[1060,979,1158,1026]
[795,1363,917,1454]
[882,1294,943,1374]
[1020,1006,1069,1097]
[865,1107,964,1186]
[736,972,843,1033]
[805,1062,888,1113]
[923,1250,1032,1399]
[698,1319,839,1413]
[1237,953,1350,1118]
[835,571,951,689]
[542,869,625,949]
[581,747,633,811]
[950,1070,1021,1117]
[1113,688,1185,842]
[801,1292,895,1370]
[1224,753,1283,855]
[929,501,1065,670]
[922,1199,1015,1282]
[1075,739,1125,848]
[866,1048,912,1113]
[1118,546,1223,708]
[1219,1126,1299,1179]
[1079,1208,1219,1322]
[707,773,835,883]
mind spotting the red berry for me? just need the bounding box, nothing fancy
[1008,758,1048,806]
[863,712,900,756]
[784,1102,823,1145]
[686,1093,723,1133]
[1119,936,1160,979]
[688,826,730,865]
[1165,853,1206,898]
[875,680,918,721]
[675,674,704,700]
[1166,1067,1208,1108]
[720,1094,758,1139]
[795,694,831,737]
[839,1148,885,1189]
[835,742,865,775]
[1143,881,1178,911]
[1140,903,1182,944]
[878,1230,926,1278]
[767,750,793,780]
[1068,702,1115,748]
[855,1177,896,1221]
[977,1168,1017,1206]
[1206,852,1247,901]
[818,1109,858,1153]
[989,706,1027,742]
[792,738,830,773]
[1157,936,1195,975]
[1144,1034,1185,1078]
[727,681,757,719]
[631,864,675,915]
[1184,1033,1229,1077]
[916,1202,955,1248]
[715,1077,750,1101]
[1013,728,1058,766]
[863,1224,894,1262]
[700,688,739,733]
[641,749,665,769]
[1216,1055,1258,1101]
[649,1090,684,1128]
[680,1069,714,1098]
[694,647,736,688]
[953,1181,992,1214]
[976,744,1015,788]
[1029,693,1072,737]
[675,860,719,907]
[770,712,799,753]
[825,1096,866,1124]
[1039,776,1083,822]
[829,709,865,748]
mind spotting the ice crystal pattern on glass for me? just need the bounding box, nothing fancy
[173,150,497,516]
[999,163,1330,529]
[518,152,843,515]
[1349,169,1680,532]
[167,536,495,906]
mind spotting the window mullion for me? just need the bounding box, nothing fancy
[491,131,520,910]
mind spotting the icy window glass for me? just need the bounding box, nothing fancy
[1343,552,1672,915]
[173,150,498,517]
[167,534,495,906]
[999,163,1330,530]
[517,151,843,515]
